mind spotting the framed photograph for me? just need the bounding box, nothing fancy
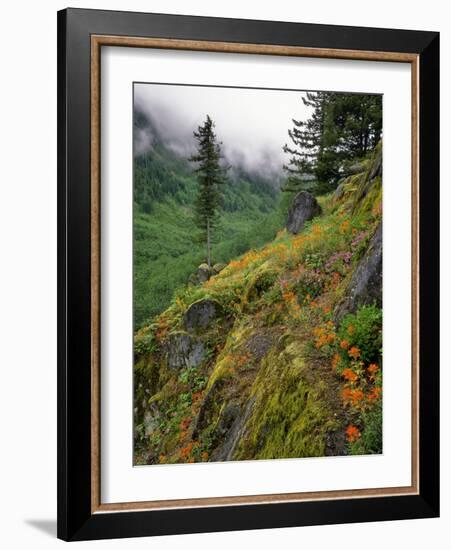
[57,8,439,541]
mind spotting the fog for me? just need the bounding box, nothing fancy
[134,83,312,181]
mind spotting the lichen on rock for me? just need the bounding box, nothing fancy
[184,298,223,333]
[165,331,205,370]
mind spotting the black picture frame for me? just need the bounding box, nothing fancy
[57,7,439,541]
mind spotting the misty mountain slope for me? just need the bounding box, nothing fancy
[133,144,383,464]
[133,109,287,329]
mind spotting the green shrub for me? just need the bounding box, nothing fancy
[349,400,382,455]
[338,304,382,365]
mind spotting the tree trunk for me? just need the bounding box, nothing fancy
[207,218,211,268]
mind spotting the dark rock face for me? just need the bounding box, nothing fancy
[184,299,222,333]
[192,378,224,438]
[210,398,255,461]
[244,330,275,362]
[346,161,367,176]
[286,191,322,234]
[143,402,161,437]
[166,332,205,370]
[352,144,382,210]
[188,263,212,285]
[334,223,382,323]
[333,182,345,202]
[188,263,226,286]
[368,145,382,180]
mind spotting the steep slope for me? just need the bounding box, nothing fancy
[134,144,383,464]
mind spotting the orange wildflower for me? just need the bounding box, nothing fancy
[347,324,355,335]
[367,363,379,377]
[368,387,382,401]
[179,442,194,460]
[341,387,353,401]
[342,368,358,383]
[350,388,364,405]
[326,333,336,344]
[179,417,191,431]
[331,353,341,370]
[340,220,351,234]
[346,425,361,443]
[348,346,361,359]
[340,339,350,350]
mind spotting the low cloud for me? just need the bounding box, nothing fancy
[134,83,312,183]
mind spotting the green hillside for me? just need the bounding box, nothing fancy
[133,111,286,329]
[133,143,383,464]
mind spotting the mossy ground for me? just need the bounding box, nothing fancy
[134,151,383,465]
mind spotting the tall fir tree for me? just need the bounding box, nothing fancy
[283,92,382,195]
[189,115,228,268]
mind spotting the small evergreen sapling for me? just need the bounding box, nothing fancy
[189,115,228,268]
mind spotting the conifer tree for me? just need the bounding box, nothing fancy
[282,92,333,194]
[189,115,228,268]
[283,92,382,195]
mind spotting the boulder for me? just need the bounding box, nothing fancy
[165,331,205,370]
[286,191,322,234]
[343,157,371,176]
[212,263,227,274]
[184,299,222,332]
[334,223,382,323]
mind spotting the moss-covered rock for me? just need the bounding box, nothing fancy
[233,339,339,460]
[183,298,223,333]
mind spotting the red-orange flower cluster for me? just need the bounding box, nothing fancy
[348,346,361,359]
[342,368,358,383]
[346,425,361,443]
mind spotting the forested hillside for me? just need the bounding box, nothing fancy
[134,109,287,329]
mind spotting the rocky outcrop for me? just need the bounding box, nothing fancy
[286,191,322,234]
[368,144,382,180]
[333,182,345,203]
[143,403,161,437]
[346,160,369,176]
[188,263,211,285]
[188,262,226,285]
[184,299,222,333]
[352,142,382,211]
[212,263,226,274]
[165,331,205,370]
[210,399,255,461]
[334,223,382,323]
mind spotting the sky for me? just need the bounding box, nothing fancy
[134,83,313,180]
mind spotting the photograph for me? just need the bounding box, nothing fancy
[133,83,383,466]
[53,5,440,542]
